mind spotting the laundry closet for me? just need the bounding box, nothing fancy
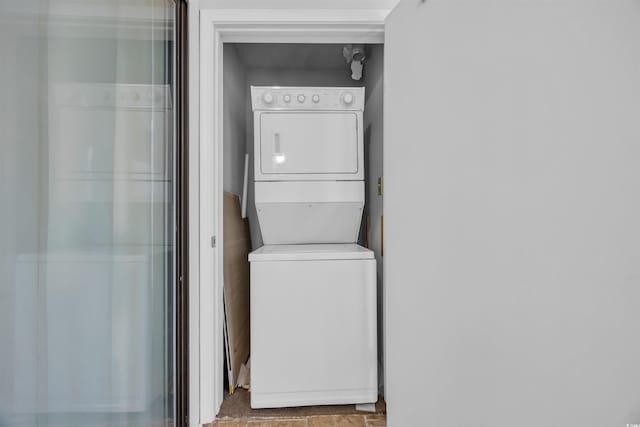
[219,43,385,411]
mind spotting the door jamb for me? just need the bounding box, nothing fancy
[195,8,388,423]
[175,2,189,426]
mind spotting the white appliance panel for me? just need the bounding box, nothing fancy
[251,87,365,112]
[254,181,364,245]
[250,255,377,408]
[256,202,363,245]
[252,86,365,182]
[255,181,364,203]
[249,243,374,262]
[259,112,359,176]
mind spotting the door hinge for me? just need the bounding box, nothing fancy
[211,235,217,248]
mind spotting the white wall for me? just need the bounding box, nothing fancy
[385,1,640,426]
[363,44,385,395]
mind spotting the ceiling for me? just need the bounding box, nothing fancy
[233,43,356,71]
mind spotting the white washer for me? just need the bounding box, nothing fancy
[249,87,377,408]
[249,244,377,408]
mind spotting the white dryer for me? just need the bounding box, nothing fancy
[252,86,365,245]
[249,87,377,408]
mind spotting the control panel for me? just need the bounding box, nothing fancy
[251,86,365,111]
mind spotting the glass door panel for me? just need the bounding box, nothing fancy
[0,1,176,426]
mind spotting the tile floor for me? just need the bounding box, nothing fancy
[209,414,386,426]
[208,390,386,427]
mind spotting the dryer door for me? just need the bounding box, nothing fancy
[256,112,363,181]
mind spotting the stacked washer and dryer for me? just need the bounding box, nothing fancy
[248,86,378,408]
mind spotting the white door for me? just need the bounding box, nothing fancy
[257,112,361,180]
[385,1,640,427]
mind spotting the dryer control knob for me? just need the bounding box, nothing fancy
[312,94,320,103]
[283,94,291,103]
[342,92,354,105]
[297,94,306,103]
[263,93,274,104]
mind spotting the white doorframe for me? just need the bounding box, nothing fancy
[193,6,391,424]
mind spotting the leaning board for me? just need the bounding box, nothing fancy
[223,192,251,392]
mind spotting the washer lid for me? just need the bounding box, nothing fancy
[249,244,374,262]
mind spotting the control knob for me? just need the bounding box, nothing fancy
[342,92,354,105]
[263,92,274,104]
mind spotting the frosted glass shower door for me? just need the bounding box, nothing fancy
[0,2,177,426]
